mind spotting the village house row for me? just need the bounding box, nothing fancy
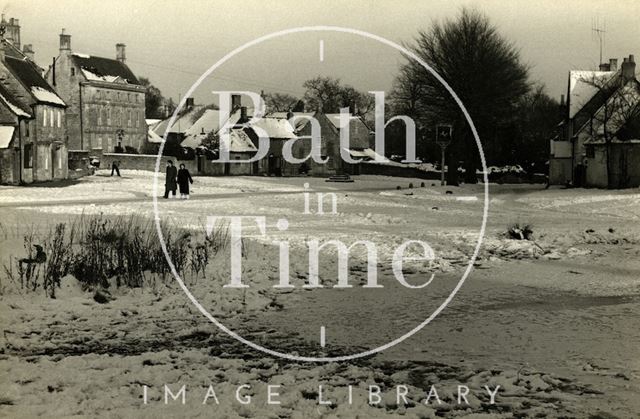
[1,14,638,187]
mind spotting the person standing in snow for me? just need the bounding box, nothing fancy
[110,160,121,177]
[177,163,193,199]
[164,160,178,199]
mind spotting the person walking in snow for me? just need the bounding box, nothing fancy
[164,160,178,199]
[177,163,193,199]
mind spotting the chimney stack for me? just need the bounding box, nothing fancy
[240,106,248,123]
[599,62,610,71]
[231,94,241,110]
[116,43,126,63]
[609,58,618,71]
[621,54,636,81]
[2,16,21,49]
[22,44,34,61]
[59,28,71,52]
[185,97,195,109]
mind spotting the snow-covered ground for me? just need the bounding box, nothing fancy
[0,172,638,417]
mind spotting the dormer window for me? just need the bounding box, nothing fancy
[71,67,75,76]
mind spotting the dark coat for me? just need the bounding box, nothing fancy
[165,165,178,189]
[177,168,193,194]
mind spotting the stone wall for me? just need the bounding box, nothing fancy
[102,152,197,173]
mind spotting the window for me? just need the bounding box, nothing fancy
[24,144,33,168]
[44,151,49,170]
[128,109,132,127]
[57,110,61,128]
[50,109,54,127]
[42,108,47,127]
[586,145,595,159]
[24,120,30,137]
[71,67,75,76]
[135,111,139,128]
[97,137,102,149]
[57,147,62,169]
[107,107,112,125]
[98,107,102,125]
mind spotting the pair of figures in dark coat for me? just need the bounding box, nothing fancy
[164,160,193,199]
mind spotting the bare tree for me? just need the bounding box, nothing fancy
[263,92,300,113]
[393,8,529,184]
[302,76,373,116]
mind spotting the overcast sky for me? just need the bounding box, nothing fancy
[4,0,640,107]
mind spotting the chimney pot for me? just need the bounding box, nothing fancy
[609,58,618,71]
[185,97,195,109]
[629,54,635,63]
[116,43,126,63]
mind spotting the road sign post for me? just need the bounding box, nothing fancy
[436,124,453,186]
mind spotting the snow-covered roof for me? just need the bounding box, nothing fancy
[145,118,162,126]
[0,84,31,117]
[578,81,640,144]
[147,126,163,144]
[30,86,66,106]
[71,54,140,85]
[250,117,297,139]
[2,56,66,107]
[153,107,203,135]
[81,68,123,83]
[0,126,16,148]
[569,70,615,119]
[181,109,226,148]
[267,111,316,131]
[221,129,258,153]
[325,113,364,130]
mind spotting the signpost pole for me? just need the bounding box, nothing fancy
[436,124,453,187]
[440,146,446,186]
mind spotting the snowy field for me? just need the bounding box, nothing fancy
[0,170,639,418]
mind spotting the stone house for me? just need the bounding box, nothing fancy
[0,36,68,184]
[45,29,146,153]
[550,54,639,187]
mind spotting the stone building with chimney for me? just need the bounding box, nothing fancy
[550,54,640,188]
[45,29,146,153]
[0,23,68,184]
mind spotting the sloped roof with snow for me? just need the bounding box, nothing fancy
[582,81,640,144]
[221,129,258,153]
[71,53,140,85]
[250,117,297,139]
[181,109,227,148]
[0,126,16,148]
[267,111,316,131]
[153,107,203,136]
[3,56,66,107]
[147,126,164,144]
[0,83,31,117]
[569,70,615,119]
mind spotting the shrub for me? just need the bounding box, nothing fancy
[507,222,534,240]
